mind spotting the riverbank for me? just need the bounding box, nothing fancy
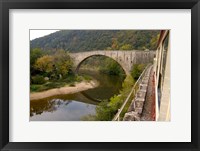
[30,80,99,101]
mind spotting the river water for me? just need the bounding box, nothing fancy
[30,70,124,121]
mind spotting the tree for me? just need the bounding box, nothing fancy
[120,75,134,97]
[30,48,43,66]
[95,100,114,121]
[111,38,119,50]
[120,44,133,50]
[106,59,122,75]
[131,64,146,80]
[98,57,124,76]
[34,55,54,74]
[31,30,160,51]
[150,34,160,50]
[95,75,135,121]
[30,48,43,74]
[53,50,73,77]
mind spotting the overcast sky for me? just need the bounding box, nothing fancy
[30,30,60,40]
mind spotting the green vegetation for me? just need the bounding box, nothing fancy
[30,74,88,92]
[131,64,146,80]
[30,48,44,74]
[31,75,46,85]
[31,30,160,52]
[30,48,92,92]
[34,55,54,74]
[82,63,147,121]
[99,58,124,75]
[80,56,125,76]
[32,49,73,79]
[30,30,158,121]
[82,75,134,121]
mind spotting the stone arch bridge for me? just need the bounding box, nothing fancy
[70,50,155,75]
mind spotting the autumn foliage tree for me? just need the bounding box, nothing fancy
[33,50,73,79]
[53,50,73,77]
[34,55,54,74]
[111,38,119,50]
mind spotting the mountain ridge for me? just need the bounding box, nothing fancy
[30,30,160,52]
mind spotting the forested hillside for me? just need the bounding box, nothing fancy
[30,30,160,52]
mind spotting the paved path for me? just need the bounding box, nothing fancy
[140,68,155,121]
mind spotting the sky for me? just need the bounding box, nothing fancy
[30,30,60,40]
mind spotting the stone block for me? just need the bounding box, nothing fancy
[143,77,149,81]
[136,91,146,98]
[135,108,143,114]
[140,84,148,90]
[135,97,145,102]
[123,111,140,121]
[135,101,144,108]
[142,79,149,84]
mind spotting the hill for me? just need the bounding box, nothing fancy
[30,30,160,52]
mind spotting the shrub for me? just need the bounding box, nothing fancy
[69,83,75,87]
[30,85,42,92]
[75,75,83,82]
[96,100,115,121]
[95,75,134,121]
[82,75,92,81]
[32,75,46,84]
[131,64,146,80]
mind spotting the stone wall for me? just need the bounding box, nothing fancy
[123,66,152,121]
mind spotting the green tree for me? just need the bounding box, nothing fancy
[30,48,43,74]
[120,75,134,97]
[30,48,43,66]
[53,50,73,77]
[99,58,124,76]
[95,75,134,121]
[131,64,146,80]
[31,75,46,84]
[95,100,114,121]
[120,44,133,50]
[150,34,160,49]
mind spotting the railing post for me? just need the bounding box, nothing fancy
[118,109,120,121]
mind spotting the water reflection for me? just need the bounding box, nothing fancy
[30,70,124,121]
[31,99,96,121]
[30,93,97,121]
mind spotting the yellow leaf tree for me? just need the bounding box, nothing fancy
[53,50,73,77]
[34,55,54,73]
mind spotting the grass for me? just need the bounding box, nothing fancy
[30,82,66,92]
[30,74,93,92]
[119,93,135,120]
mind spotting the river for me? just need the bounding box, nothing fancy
[30,69,124,121]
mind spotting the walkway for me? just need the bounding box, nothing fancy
[140,68,155,121]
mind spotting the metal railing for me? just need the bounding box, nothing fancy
[112,64,151,121]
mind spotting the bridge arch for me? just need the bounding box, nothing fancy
[70,50,155,76]
[74,54,129,75]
